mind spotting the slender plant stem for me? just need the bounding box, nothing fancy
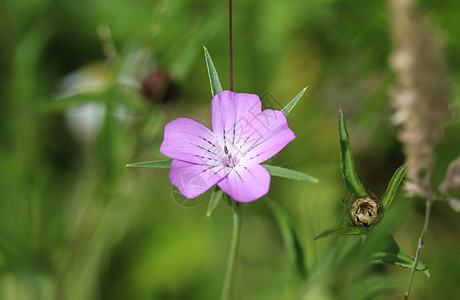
[404,196,433,299]
[221,201,242,300]
[229,0,233,91]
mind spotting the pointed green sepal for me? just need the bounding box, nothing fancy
[381,165,407,209]
[339,106,367,197]
[262,164,318,183]
[125,160,171,168]
[204,46,223,97]
[207,187,224,217]
[267,200,307,277]
[370,235,430,279]
[281,86,309,116]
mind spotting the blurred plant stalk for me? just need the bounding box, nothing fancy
[388,0,453,298]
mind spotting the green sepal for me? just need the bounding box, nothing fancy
[314,226,368,240]
[262,164,318,183]
[125,160,171,168]
[204,46,223,97]
[339,106,367,197]
[381,165,407,209]
[207,187,224,217]
[267,200,307,278]
[281,86,309,116]
[370,235,430,279]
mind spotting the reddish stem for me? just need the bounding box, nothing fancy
[229,0,233,91]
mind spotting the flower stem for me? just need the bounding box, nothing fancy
[221,200,242,300]
[404,196,433,299]
[229,0,233,91]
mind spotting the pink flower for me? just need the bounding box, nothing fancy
[160,91,295,203]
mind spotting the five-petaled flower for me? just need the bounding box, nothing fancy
[160,90,295,202]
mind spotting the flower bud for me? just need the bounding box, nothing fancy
[350,195,382,227]
[141,68,176,104]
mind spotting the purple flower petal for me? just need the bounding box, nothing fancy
[160,117,223,165]
[238,109,295,164]
[170,159,230,199]
[211,91,262,154]
[217,163,270,203]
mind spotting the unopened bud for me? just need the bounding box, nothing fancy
[350,195,382,228]
[141,68,176,104]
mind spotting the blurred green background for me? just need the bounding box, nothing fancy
[1,0,459,299]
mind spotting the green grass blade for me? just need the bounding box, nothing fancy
[370,235,430,279]
[381,165,407,209]
[207,187,224,217]
[125,160,171,168]
[267,199,307,278]
[339,106,367,196]
[262,164,318,183]
[204,46,223,97]
[281,86,309,116]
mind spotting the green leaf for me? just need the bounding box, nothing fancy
[281,86,309,116]
[262,164,318,183]
[339,106,367,197]
[207,187,224,217]
[125,160,171,168]
[381,165,407,209]
[314,226,368,240]
[267,200,307,278]
[314,227,346,240]
[342,227,368,235]
[204,46,223,97]
[370,235,430,279]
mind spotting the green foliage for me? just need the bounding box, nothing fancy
[370,235,431,279]
[381,165,407,209]
[125,160,171,168]
[204,47,223,97]
[267,200,307,278]
[207,187,224,217]
[262,164,318,183]
[281,87,308,116]
[339,106,367,197]
[314,226,368,240]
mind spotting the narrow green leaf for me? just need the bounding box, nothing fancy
[314,226,368,240]
[207,187,224,217]
[125,160,171,168]
[381,165,407,209]
[267,200,307,278]
[339,106,367,197]
[370,235,430,279]
[281,86,309,116]
[262,164,318,183]
[204,46,223,97]
[342,227,368,235]
[314,227,346,240]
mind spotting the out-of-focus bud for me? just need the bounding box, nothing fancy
[439,157,460,195]
[141,68,176,104]
[350,195,382,227]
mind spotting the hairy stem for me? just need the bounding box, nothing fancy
[229,0,233,91]
[221,201,242,300]
[404,196,433,299]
